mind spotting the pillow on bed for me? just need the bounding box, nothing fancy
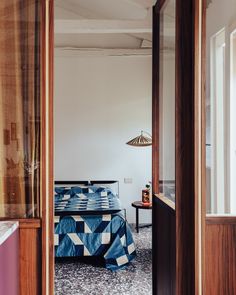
[70,186,116,196]
[54,193,71,202]
[55,187,72,195]
[55,186,89,196]
[71,186,90,195]
[54,185,118,200]
[89,186,116,195]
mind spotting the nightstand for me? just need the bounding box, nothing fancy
[131,201,152,233]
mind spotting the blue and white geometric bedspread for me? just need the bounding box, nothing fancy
[54,213,136,271]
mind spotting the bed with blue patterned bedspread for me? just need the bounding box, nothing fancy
[54,185,136,270]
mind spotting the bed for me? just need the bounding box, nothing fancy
[54,180,136,270]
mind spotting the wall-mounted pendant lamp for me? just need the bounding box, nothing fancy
[126,131,152,147]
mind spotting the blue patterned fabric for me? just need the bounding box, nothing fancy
[54,213,136,270]
[55,186,122,215]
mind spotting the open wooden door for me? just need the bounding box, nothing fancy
[152,0,203,294]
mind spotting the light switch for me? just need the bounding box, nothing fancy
[124,178,133,184]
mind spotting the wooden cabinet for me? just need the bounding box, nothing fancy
[19,220,41,295]
[205,218,236,295]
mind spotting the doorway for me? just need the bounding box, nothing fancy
[46,0,204,294]
[53,1,153,294]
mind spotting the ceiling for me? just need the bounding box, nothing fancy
[54,0,157,56]
[161,0,175,52]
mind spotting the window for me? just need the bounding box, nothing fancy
[208,29,226,213]
[206,1,236,215]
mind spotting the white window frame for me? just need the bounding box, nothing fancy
[230,22,236,213]
[210,28,227,214]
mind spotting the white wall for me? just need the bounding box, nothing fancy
[54,54,152,223]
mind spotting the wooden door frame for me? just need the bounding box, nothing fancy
[175,0,204,293]
[43,0,205,293]
[152,0,204,293]
[41,0,54,294]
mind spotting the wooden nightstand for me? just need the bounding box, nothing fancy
[132,201,152,233]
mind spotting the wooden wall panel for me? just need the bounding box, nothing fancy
[205,218,236,295]
[19,220,41,295]
[153,196,176,295]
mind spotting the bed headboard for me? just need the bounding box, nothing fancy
[54,181,89,186]
[54,180,119,196]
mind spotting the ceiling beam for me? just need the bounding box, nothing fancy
[55,47,152,57]
[141,39,152,48]
[55,19,152,34]
[124,0,156,8]
[55,0,104,20]
[128,33,152,42]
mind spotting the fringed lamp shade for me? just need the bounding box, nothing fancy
[126,131,152,147]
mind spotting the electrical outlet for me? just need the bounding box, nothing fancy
[124,178,133,184]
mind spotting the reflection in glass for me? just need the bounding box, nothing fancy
[206,0,236,214]
[0,1,41,218]
[159,0,176,202]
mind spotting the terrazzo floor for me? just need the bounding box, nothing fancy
[55,226,152,295]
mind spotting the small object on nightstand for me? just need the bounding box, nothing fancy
[142,183,151,204]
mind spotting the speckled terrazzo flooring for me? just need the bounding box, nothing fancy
[55,226,152,295]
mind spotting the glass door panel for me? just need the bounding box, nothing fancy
[0,0,41,218]
[159,0,176,203]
